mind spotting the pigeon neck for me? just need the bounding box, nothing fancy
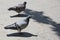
[25,17,30,22]
[24,4,26,8]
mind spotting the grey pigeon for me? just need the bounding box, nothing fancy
[4,15,32,33]
[8,1,27,14]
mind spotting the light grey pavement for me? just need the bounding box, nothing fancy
[0,0,60,40]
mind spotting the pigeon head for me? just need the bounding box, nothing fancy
[24,1,27,5]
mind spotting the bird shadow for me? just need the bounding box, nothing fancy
[10,14,28,18]
[51,23,60,36]
[7,32,38,37]
[10,8,53,25]
[25,9,60,37]
[25,9,53,24]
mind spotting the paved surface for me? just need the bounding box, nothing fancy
[0,0,60,40]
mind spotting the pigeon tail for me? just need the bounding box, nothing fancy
[8,8,16,11]
[4,23,17,29]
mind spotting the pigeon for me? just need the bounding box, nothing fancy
[4,15,32,33]
[8,1,27,14]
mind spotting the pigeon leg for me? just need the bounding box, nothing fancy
[17,26,21,33]
[17,28,21,33]
[15,23,21,33]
